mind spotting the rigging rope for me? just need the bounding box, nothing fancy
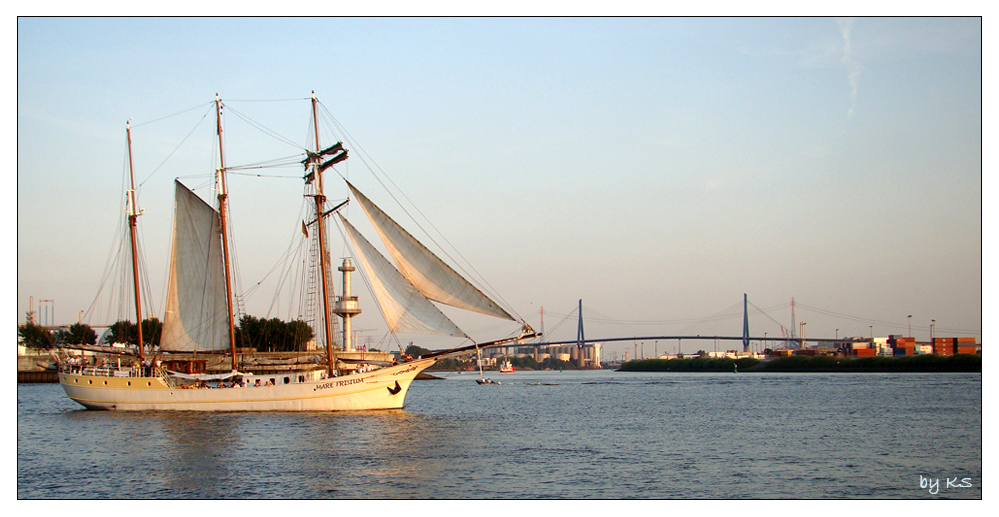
[137,104,214,188]
[224,104,304,151]
[314,100,524,324]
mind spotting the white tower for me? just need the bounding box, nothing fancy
[333,258,362,351]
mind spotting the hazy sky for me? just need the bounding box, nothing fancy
[15,17,983,358]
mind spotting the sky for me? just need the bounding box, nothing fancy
[15,16,985,359]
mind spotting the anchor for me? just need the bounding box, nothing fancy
[387,381,402,395]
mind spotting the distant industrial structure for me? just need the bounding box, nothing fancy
[498,296,981,366]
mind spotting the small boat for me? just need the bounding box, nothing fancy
[474,347,501,385]
[499,358,515,373]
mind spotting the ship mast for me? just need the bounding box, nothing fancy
[215,95,239,371]
[125,121,145,360]
[311,93,335,377]
[307,92,348,377]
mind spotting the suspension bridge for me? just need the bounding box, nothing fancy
[514,295,919,358]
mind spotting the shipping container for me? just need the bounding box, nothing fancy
[957,337,976,343]
[956,346,976,355]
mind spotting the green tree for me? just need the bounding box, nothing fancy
[235,315,315,352]
[405,344,432,358]
[234,314,261,349]
[512,355,540,370]
[17,314,53,349]
[141,317,162,348]
[54,322,98,345]
[108,320,137,345]
[284,320,314,351]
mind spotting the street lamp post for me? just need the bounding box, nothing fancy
[931,319,935,342]
[908,315,912,338]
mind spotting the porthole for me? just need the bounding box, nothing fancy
[147,382,152,387]
[103,380,108,385]
[284,377,290,384]
[127,382,131,386]
[88,380,92,384]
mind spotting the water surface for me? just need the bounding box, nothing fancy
[18,370,981,499]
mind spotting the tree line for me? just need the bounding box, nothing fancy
[17,313,314,353]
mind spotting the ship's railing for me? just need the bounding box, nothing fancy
[58,362,169,383]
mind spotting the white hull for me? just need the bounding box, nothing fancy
[59,359,435,411]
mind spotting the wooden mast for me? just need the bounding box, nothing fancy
[125,121,145,360]
[311,92,337,377]
[215,94,239,371]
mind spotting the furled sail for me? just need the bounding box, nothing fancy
[346,181,515,322]
[160,181,230,352]
[339,214,467,338]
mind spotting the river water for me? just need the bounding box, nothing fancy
[17,370,981,499]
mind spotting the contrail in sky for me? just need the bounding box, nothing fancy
[838,18,862,119]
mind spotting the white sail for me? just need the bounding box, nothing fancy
[346,181,515,322]
[160,181,230,352]
[339,214,467,338]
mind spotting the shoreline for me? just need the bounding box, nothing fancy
[618,354,981,373]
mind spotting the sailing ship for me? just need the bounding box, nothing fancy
[58,93,537,411]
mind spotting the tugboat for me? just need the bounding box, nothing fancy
[499,358,515,373]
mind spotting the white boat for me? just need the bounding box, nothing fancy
[59,93,536,411]
[473,347,501,385]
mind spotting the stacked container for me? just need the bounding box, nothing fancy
[933,338,957,356]
[956,337,977,355]
[893,337,916,356]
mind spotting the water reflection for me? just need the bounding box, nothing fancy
[290,410,472,498]
[158,413,241,496]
